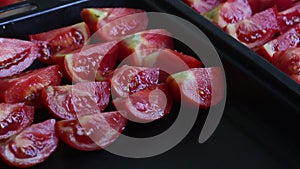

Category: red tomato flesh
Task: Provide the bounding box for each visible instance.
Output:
[183,0,225,14]
[42,81,111,120]
[277,2,300,34]
[56,111,127,151]
[0,103,34,141]
[0,119,58,168]
[248,0,293,13]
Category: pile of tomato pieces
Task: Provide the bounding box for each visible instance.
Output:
[184,0,300,84]
[0,7,225,168]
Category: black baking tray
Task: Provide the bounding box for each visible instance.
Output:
[158,0,300,112]
[0,0,300,169]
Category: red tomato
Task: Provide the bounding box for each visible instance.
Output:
[257,23,300,61]
[63,41,118,82]
[0,119,58,168]
[111,65,164,98]
[81,8,148,41]
[0,0,17,7]
[118,29,174,62]
[0,103,34,141]
[42,81,111,120]
[29,22,90,64]
[0,65,62,108]
[203,0,252,28]
[113,84,172,123]
[248,0,293,13]
[0,38,39,78]
[182,0,225,14]
[277,2,300,34]
[56,111,127,151]
[166,67,225,108]
[272,48,300,83]
[225,7,278,51]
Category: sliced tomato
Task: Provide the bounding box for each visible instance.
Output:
[42,81,111,120]
[203,0,252,28]
[182,0,225,14]
[166,67,225,108]
[63,41,118,82]
[0,103,34,141]
[29,22,90,64]
[113,84,172,123]
[0,119,58,168]
[81,8,148,41]
[111,65,165,98]
[225,7,278,51]
[0,0,17,7]
[257,23,300,61]
[248,0,293,13]
[277,2,300,34]
[118,29,174,62]
[56,111,127,151]
[0,65,62,108]
[0,38,39,78]
[272,48,300,83]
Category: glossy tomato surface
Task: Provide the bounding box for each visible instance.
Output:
[42,81,111,120]
[183,0,225,14]
[277,3,300,34]
[56,111,127,151]
[81,8,148,41]
[0,65,62,108]
[0,119,58,168]
[0,38,39,78]
[0,103,34,141]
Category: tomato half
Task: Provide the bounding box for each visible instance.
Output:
[42,81,111,120]
[0,38,39,78]
[63,41,118,82]
[81,8,148,41]
[0,65,62,108]
[0,103,34,141]
[56,111,127,151]
[182,0,225,14]
[113,84,172,123]
[166,67,225,108]
[29,22,90,64]
[0,119,58,168]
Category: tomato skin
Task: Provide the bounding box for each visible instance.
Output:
[0,0,16,7]
[42,81,111,120]
[0,38,39,78]
[0,103,34,141]
[183,0,225,14]
[0,119,58,168]
[272,48,300,83]
[248,0,293,13]
[56,111,127,151]
[0,65,62,108]
[81,8,148,41]
[113,84,172,123]
[29,22,90,64]
[166,67,225,108]
[63,41,118,82]
[277,3,300,35]
[118,29,174,62]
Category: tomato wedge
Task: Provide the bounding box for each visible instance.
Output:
[56,111,127,151]
[225,7,278,51]
[42,81,111,120]
[29,22,90,64]
[182,0,225,14]
[113,84,172,123]
[63,41,118,82]
[0,119,58,168]
[166,67,225,108]
[0,38,39,78]
[0,103,34,141]
[248,0,293,13]
[0,65,62,108]
[118,29,174,62]
[203,0,252,28]
[81,8,148,41]
[277,2,300,35]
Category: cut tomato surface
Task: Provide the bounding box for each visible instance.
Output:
[248,0,293,13]
[56,111,127,151]
[277,2,300,34]
[113,84,172,123]
[0,65,62,108]
[183,0,225,14]
[0,103,34,141]
[42,81,111,120]
[0,38,39,78]
[81,8,148,41]
[29,22,90,64]
[0,119,58,168]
